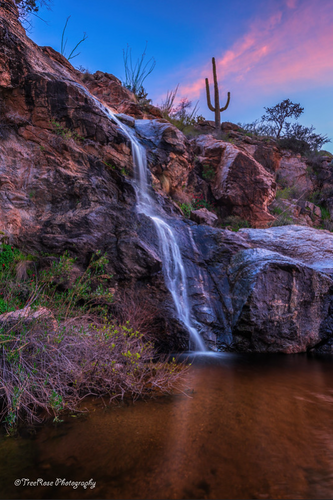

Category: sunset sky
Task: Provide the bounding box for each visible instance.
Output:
[29,0,333,152]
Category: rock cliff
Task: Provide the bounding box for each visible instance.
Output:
[1,0,333,353]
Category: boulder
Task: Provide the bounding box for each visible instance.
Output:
[238,225,333,275]
[221,122,240,132]
[190,208,218,227]
[193,136,276,227]
[0,306,58,333]
[228,248,333,353]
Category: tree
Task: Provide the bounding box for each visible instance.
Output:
[15,0,49,13]
[261,99,304,139]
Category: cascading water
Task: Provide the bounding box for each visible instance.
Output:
[75,84,206,351]
[116,114,206,351]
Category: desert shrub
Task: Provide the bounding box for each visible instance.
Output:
[221,216,250,231]
[122,43,155,97]
[279,123,330,154]
[320,206,330,220]
[275,186,302,200]
[0,244,21,270]
[50,120,84,142]
[159,85,179,119]
[179,202,193,218]
[271,213,294,226]
[271,206,284,216]
[192,193,215,212]
[60,16,88,61]
[306,190,322,205]
[15,0,50,15]
[0,248,189,434]
[202,164,215,181]
[112,289,159,342]
[0,318,188,433]
[237,120,275,138]
[261,99,304,139]
[158,86,201,134]
[241,100,330,154]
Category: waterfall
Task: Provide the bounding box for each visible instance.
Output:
[75,85,206,351]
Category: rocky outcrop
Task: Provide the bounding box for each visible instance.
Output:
[183,224,333,353]
[135,119,194,199]
[192,135,276,227]
[277,153,313,194]
[269,199,322,227]
[228,248,333,353]
[0,0,188,349]
[238,225,333,275]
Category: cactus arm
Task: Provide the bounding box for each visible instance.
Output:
[205,78,215,112]
[212,57,220,111]
[220,92,231,112]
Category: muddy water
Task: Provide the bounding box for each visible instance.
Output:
[1,353,333,499]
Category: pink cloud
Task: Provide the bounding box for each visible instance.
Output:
[286,0,298,8]
[177,1,333,104]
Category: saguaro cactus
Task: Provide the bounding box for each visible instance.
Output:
[205,57,230,131]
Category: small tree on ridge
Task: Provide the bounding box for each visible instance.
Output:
[261,99,304,139]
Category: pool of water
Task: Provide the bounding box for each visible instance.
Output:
[1,353,333,499]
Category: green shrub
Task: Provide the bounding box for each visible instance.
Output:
[192,193,215,212]
[275,187,301,200]
[306,190,322,204]
[221,216,250,231]
[50,121,83,142]
[271,206,284,215]
[320,206,330,220]
[179,203,193,218]
[0,244,20,270]
[271,213,294,226]
[0,247,189,434]
[202,164,215,181]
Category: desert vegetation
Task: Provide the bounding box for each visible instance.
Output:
[205,57,230,132]
[0,242,188,434]
[239,99,330,155]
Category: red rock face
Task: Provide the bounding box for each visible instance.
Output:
[193,136,276,227]
[0,0,139,262]
[278,152,314,193]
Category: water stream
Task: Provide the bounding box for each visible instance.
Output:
[86,94,207,351]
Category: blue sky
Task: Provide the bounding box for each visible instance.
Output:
[28,0,333,152]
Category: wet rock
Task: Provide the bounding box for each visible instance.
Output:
[228,248,333,353]
[117,113,136,128]
[238,225,333,275]
[135,119,193,197]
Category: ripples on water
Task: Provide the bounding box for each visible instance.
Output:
[1,353,333,499]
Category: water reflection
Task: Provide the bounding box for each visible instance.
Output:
[1,354,333,499]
